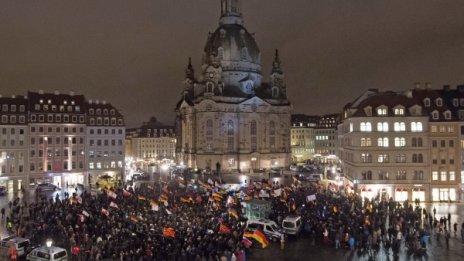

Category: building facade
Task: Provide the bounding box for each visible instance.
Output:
[126,117,176,170]
[0,95,28,192]
[0,91,125,193]
[86,99,125,186]
[339,85,464,202]
[291,114,339,164]
[175,0,292,173]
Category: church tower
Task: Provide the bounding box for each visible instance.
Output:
[176,0,292,173]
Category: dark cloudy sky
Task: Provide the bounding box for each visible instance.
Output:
[2,0,464,127]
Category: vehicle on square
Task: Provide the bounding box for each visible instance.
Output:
[26,245,68,261]
[246,219,284,242]
[282,215,303,236]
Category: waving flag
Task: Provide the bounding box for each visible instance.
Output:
[130,215,138,223]
[180,197,192,203]
[163,227,175,238]
[109,202,119,209]
[253,229,269,248]
[159,194,169,203]
[138,195,147,201]
[241,237,253,247]
[82,210,90,217]
[228,209,239,220]
[123,189,131,197]
[101,208,109,217]
[219,224,231,234]
[107,191,117,199]
[150,200,159,211]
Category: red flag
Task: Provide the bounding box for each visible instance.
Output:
[101,208,109,216]
[219,224,231,234]
[163,227,175,238]
[123,189,131,197]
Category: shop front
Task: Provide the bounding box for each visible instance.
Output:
[431,187,457,202]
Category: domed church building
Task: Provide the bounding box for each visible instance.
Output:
[175,0,292,173]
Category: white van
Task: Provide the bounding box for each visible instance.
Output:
[282,215,303,235]
[26,246,68,261]
[0,236,30,258]
[246,219,284,242]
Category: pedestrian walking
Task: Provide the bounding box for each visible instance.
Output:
[433,207,436,217]
[280,234,285,250]
[453,222,458,237]
[0,208,4,221]
[444,229,450,249]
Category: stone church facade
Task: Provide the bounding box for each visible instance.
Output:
[175,0,292,173]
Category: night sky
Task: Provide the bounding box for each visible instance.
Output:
[1,0,464,127]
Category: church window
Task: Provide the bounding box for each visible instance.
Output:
[272,87,279,98]
[206,120,213,136]
[227,120,234,151]
[206,82,214,93]
[251,120,257,151]
[218,47,224,59]
[241,47,248,60]
[270,121,276,149]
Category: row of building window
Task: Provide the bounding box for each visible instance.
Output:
[1,115,26,124]
[88,108,116,115]
[88,150,124,158]
[89,139,124,146]
[30,148,85,158]
[89,128,124,135]
[360,153,426,163]
[1,104,26,112]
[431,171,456,181]
[89,161,123,169]
[361,170,424,180]
[359,122,423,132]
[34,104,80,113]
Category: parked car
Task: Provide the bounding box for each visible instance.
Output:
[0,236,31,258]
[246,219,284,242]
[0,186,6,196]
[289,165,298,171]
[35,183,58,193]
[26,245,68,261]
[282,215,303,235]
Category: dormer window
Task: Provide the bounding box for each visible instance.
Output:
[432,111,439,120]
[110,109,115,115]
[89,109,94,115]
[96,109,101,115]
[394,107,404,115]
[453,99,459,107]
[377,107,387,116]
[436,98,443,107]
[424,98,430,107]
[364,106,372,116]
[444,111,452,120]
[104,109,108,115]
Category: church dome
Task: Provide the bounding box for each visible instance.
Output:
[203,24,261,65]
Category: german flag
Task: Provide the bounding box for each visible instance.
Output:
[149,200,158,207]
[163,227,175,238]
[212,192,223,200]
[219,223,231,234]
[228,209,239,220]
[138,195,146,201]
[130,215,138,223]
[243,231,254,239]
[159,194,169,203]
[180,197,192,203]
[252,229,269,248]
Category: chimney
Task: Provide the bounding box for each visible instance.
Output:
[425,82,432,89]
[96,100,100,104]
[414,82,421,89]
[11,95,16,98]
[54,90,60,95]
[443,85,450,91]
[0,94,2,98]
[102,100,106,105]
[69,91,74,96]
[88,99,93,104]
[38,90,44,94]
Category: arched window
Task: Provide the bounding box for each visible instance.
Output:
[269,121,276,149]
[250,120,257,151]
[227,120,234,151]
[218,47,224,59]
[418,154,423,163]
[272,87,279,98]
[412,138,417,147]
[417,137,423,147]
[241,47,248,60]
[412,154,417,163]
[206,82,214,93]
[206,120,213,136]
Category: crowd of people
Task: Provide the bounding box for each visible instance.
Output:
[2,172,464,260]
